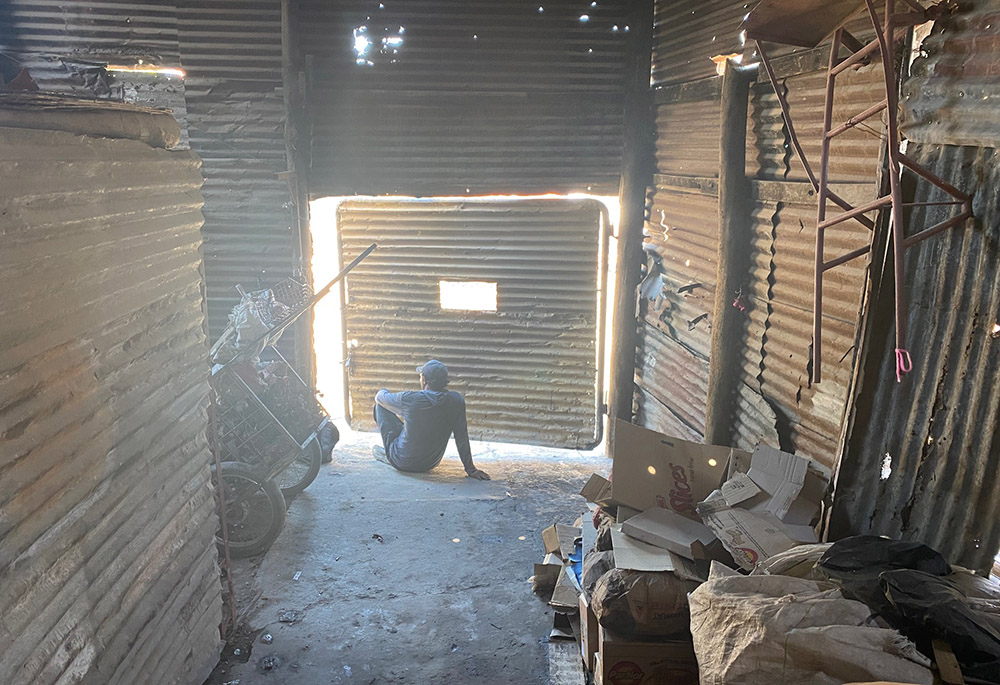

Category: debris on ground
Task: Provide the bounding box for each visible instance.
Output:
[278,610,301,624]
[542,419,999,685]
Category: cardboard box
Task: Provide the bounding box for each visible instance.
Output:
[579,593,600,671]
[597,626,699,685]
[581,473,614,505]
[610,525,705,582]
[620,507,716,560]
[699,507,800,571]
[542,523,580,560]
[610,419,744,521]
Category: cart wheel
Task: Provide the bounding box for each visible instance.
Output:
[213,461,286,558]
[277,438,323,498]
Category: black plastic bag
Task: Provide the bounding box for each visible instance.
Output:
[881,569,1000,683]
[818,535,950,616]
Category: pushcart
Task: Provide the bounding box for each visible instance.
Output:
[209,243,376,557]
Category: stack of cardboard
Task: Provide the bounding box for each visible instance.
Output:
[566,420,831,685]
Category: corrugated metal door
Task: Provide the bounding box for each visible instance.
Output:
[338,198,606,449]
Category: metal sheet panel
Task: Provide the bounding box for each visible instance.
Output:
[0,112,221,685]
[310,91,624,197]
[0,0,181,87]
[651,0,746,87]
[297,0,630,196]
[636,180,718,442]
[832,143,1000,573]
[338,198,603,449]
[748,62,887,183]
[177,0,298,346]
[753,201,868,466]
[0,1,189,143]
[901,0,1000,147]
[635,322,709,440]
[654,96,722,179]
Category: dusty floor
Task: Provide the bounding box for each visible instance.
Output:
[208,430,606,685]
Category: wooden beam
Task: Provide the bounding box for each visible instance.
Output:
[607,0,656,430]
[703,60,756,446]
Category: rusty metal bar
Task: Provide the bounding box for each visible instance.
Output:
[826,99,888,139]
[756,41,820,190]
[818,195,893,230]
[813,28,843,384]
[827,190,877,230]
[824,244,873,271]
[899,152,972,201]
[869,0,911,365]
[831,36,881,75]
[902,201,975,248]
[902,200,966,207]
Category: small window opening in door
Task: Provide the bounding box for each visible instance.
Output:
[439,280,497,312]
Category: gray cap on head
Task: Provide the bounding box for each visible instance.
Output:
[416,359,449,386]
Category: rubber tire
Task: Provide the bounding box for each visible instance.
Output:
[214,461,286,559]
[277,438,323,498]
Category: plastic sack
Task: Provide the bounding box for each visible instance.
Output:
[582,549,615,600]
[591,568,698,638]
[881,569,1000,682]
[818,535,950,617]
[689,570,934,685]
[752,543,831,579]
[595,520,614,552]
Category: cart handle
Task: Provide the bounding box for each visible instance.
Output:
[223,242,378,369]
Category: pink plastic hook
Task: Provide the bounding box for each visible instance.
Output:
[894,348,913,383]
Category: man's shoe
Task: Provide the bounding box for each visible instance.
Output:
[372,445,389,464]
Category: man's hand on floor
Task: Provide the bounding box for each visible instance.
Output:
[466,468,491,481]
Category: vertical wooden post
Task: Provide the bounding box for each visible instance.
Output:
[282,0,315,384]
[703,60,754,446]
[607,0,655,433]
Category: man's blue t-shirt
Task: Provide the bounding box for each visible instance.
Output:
[374,389,474,473]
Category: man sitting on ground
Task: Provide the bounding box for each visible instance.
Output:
[372,359,491,480]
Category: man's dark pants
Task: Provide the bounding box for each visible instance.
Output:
[373,403,403,453]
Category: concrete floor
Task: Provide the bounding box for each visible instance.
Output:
[211,430,606,685]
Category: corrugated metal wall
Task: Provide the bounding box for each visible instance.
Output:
[832,0,1000,573]
[296,0,631,196]
[901,0,1000,148]
[0,103,221,684]
[638,1,883,469]
[177,0,298,345]
[831,143,1000,573]
[338,198,603,449]
[1,0,297,350]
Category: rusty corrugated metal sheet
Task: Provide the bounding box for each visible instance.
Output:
[748,61,886,183]
[177,0,298,346]
[0,104,221,685]
[297,0,629,196]
[635,322,709,441]
[742,200,868,467]
[654,86,722,178]
[338,198,603,449]
[636,181,718,442]
[832,143,1000,573]
[0,0,181,86]
[0,2,190,144]
[902,0,1000,147]
[651,0,746,87]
